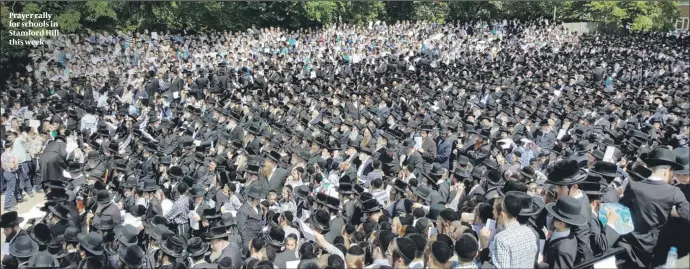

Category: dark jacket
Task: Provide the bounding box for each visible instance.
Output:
[541,232,578,269]
[236,202,263,249]
[93,202,122,226]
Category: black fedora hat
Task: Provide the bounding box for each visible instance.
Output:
[505,191,542,216]
[309,210,331,232]
[424,163,446,183]
[1,211,24,228]
[10,235,39,258]
[189,184,207,198]
[245,163,262,175]
[28,223,53,246]
[93,215,116,231]
[326,196,341,211]
[78,232,104,255]
[114,224,139,247]
[48,238,68,258]
[486,168,503,185]
[392,179,409,193]
[267,151,282,163]
[579,179,608,197]
[337,181,354,195]
[546,159,587,186]
[138,178,160,192]
[118,245,145,269]
[202,225,230,241]
[95,190,112,204]
[168,166,184,179]
[590,161,622,178]
[67,161,82,173]
[263,227,286,248]
[545,196,587,226]
[245,183,265,200]
[411,185,432,201]
[187,237,209,257]
[520,167,538,182]
[293,185,310,200]
[59,226,80,243]
[673,147,689,175]
[201,208,221,220]
[160,235,186,258]
[360,199,383,213]
[314,192,329,206]
[220,213,236,227]
[644,147,684,170]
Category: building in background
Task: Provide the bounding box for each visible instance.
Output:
[678,2,689,31]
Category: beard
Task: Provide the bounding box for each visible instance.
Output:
[209,249,222,262]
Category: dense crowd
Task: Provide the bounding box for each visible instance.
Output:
[1,19,689,269]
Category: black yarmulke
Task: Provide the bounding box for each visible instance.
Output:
[431,241,453,263]
[455,234,479,259]
[413,208,426,219]
[406,233,427,253]
[436,233,454,249]
[504,193,523,218]
[396,237,417,263]
[347,245,365,256]
[440,208,459,221]
[378,230,396,251]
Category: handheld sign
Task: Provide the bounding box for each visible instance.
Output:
[603,146,616,163]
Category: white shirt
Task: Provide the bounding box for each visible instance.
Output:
[550,229,571,241]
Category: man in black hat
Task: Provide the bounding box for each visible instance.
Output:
[418,124,437,174]
[140,143,159,181]
[617,147,690,269]
[579,174,620,257]
[205,225,243,269]
[38,133,69,191]
[435,126,454,169]
[237,184,265,249]
[157,235,186,269]
[90,190,122,231]
[401,138,424,179]
[540,196,587,269]
[534,119,556,151]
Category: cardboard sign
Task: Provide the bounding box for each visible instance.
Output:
[603,146,616,163]
[298,219,316,241]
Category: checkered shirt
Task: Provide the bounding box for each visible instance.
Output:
[489,221,538,269]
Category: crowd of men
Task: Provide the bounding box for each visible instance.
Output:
[1,19,689,269]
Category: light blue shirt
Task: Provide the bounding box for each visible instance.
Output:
[12,137,31,163]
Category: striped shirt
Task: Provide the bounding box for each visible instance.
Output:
[1,151,19,172]
[165,195,190,224]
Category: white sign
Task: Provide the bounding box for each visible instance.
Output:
[29,120,41,129]
[286,260,301,269]
[603,146,616,162]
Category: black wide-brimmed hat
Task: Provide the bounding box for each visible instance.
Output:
[263,227,286,248]
[294,185,310,200]
[220,213,236,227]
[579,178,608,197]
[546,159,587,186]
[411,185,432,201]
[309,210,331,232]
[28,223,53,246]
[326,195,340,211]
[201,208,221,220]
[360,199,384,213]
[202,225,231,241]
[590,161,622,178]
[10,236,39,258]
[95,190,112,204]
[168,166,184,179]
[505,191,542,216]
[520,167,538,182]
[673,147,689,175]
[245,164,261,175]
[486,168,503,185]
[67,161,82,173]
[245,184,265,199]
[187,237,209,257]
[189,184,206,197]
[48,238,68,258]
[644,147,684,170]
[93,215,116,231]
[424,163,445,183]
[392,179,409,193]
[114,224,139,247]
[78,232,105,255]
[160,235,186,258]
[118,245,145,269]
[337,180,353,195]
[1,211,24,228]
[59,226,80,243]
[545,196,587,226]
[139,178,160,192]
[314,192,328,206]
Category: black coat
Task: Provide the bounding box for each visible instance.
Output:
[541,233,578,269]
[404,151,425,178]
[588,213,619,256]
[39,139,68,184]
[268,168,290,193]
[93,202,122,227]
[236,203,263,249]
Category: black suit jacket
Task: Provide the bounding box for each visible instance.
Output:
[541,233,578,269]
[404,151,425,178]
[588,214,620,256]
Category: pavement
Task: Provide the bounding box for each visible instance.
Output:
[0,192,45,243]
